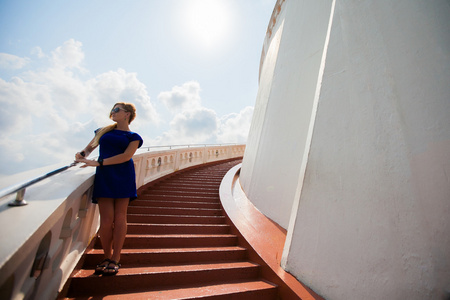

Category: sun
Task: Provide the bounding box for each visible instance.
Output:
[182,0,233,51]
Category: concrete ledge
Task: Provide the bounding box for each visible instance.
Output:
[219,164,322,300]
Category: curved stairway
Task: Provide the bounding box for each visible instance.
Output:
[59,159,279,299]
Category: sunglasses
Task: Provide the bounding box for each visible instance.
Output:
[111,107,128,113]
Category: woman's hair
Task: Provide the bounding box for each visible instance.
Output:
[90,102,137,147]
[109,102,137,124]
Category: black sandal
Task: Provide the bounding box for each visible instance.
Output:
[94,258,111,275]
[103,260,121,276]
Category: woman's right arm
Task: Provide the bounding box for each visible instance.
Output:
[75,136,98,160]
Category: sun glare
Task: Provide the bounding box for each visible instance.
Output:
[183,0,233,51]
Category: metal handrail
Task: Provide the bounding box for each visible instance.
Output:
[0,162,79,206]
[0,143,243,206]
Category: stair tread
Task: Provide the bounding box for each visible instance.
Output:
[127,223,230,233]
[154,184,219,188]
[84,247,247,266]
[157,183,220,186]
[161,179,222,181]
[132,200,220,204]
[74,261,260,277]
[139,195,220,201]
[127,223,228,227]
[127,215,226,225]
[69,280,277,300]
[150,189,219,193]
[131,203,221,210]
[145,191,218,194]
[127,213,225,218]
[129,206,222,212]
[126,234,236,238]
[139,195,220,200]
[88,246,246,255]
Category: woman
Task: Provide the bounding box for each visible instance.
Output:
[75,102,143,276]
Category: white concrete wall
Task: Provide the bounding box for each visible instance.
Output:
[240,0,333,229]
[241,0,450,299]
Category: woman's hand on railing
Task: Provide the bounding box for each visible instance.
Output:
[75,150,87,160]
[75,158,99,168]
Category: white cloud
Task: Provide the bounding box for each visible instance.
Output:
[171,108,218,140]
[0,77,50,134]
[0,39,159,175]
[51,39,86,71]
[158,81,201,112]
[31,46,45,59]
[86,68,160,127]
[0,39,253,176]
[150,84,254,146]
[0,53,30,70]
[149,108,217,145]
[217,106,254,143]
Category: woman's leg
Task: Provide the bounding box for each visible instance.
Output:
[97,198,115,259]
[111,198,129,263]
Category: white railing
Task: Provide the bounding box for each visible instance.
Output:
[0,144,245,300]
[133,144,245,188]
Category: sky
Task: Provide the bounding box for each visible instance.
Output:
[0,0,276,176]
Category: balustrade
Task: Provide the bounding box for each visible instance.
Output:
[0,144,245,300]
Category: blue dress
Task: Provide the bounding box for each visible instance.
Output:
[92,129,143,203]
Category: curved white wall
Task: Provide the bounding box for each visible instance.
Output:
[240,0,450,299]
[240,0,333,229]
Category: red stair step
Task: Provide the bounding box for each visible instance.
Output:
[127,214,226,224]
[66,281,278,300]
[138,195,220,202]
[131,199,221,209]
[154,181,221,187]
[161,176,226,183]
[156,184,221,189]
[84,247,248,266]
[149,187,219,194]
[92,234,238,249]
[128,206,223,216]
[127,223,230,235]
[144,190,219,197]
[66,262,261,297]
[163,178,222,184]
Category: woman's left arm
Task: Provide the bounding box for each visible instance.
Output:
[77,140,140,168]
[102,140,140,165]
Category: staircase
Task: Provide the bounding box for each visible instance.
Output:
[60,159,279,299]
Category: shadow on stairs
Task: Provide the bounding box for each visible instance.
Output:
[58,158,280,299]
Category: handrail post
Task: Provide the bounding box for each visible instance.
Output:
[8,188,28,206]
